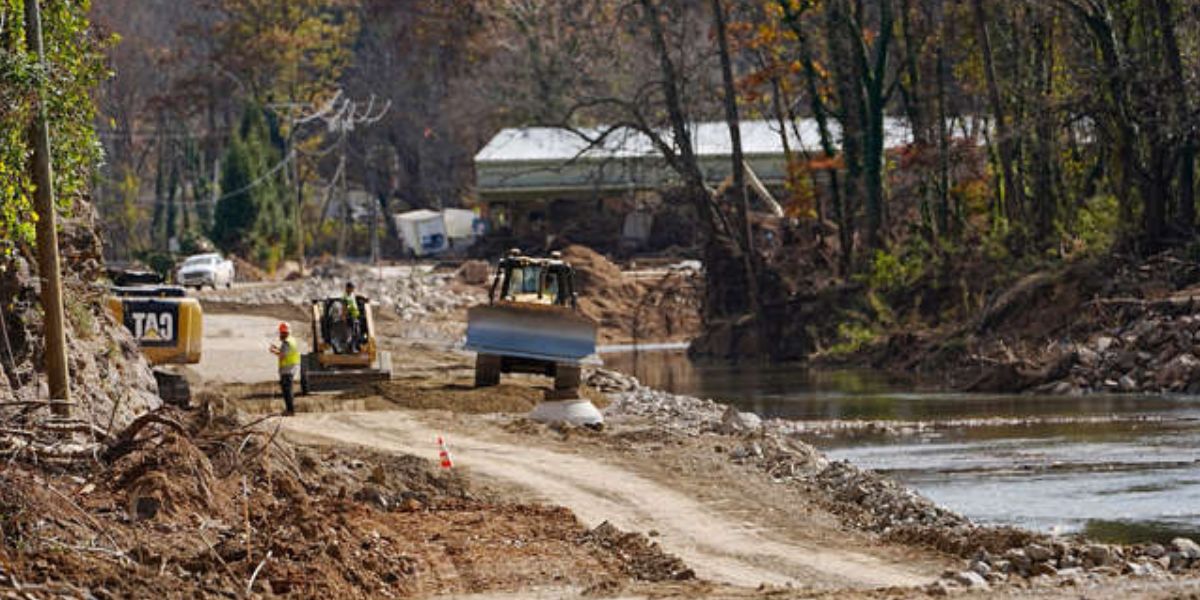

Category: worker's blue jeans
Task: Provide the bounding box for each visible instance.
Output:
[280,373,295,414]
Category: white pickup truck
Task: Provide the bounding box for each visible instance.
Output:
[175,253,235,289]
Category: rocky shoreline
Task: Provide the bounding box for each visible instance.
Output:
[587,367,1200,594]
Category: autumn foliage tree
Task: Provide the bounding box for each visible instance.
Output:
[2,0,107,258]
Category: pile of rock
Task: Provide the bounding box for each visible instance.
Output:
[811,460,969,534]
[203,268,481,320]
[930,537,1200,593]
[584,368,641,394]
[596,370,726,434]
[582,521,695,582]
[1037,304,1200,394]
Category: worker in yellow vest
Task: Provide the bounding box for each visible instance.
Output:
[270,321,301,416]
[343,281,362,352]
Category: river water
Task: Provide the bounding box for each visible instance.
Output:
[602,350,1200,544]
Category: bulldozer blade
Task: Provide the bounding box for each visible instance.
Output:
[465,304,598,364]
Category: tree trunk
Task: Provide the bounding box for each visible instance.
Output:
[1155,0,1195,233]
[1031,19,1057,245]
[936,41,951,238]
[849,0,893,250]
[826,0,864,262]
[971,0,1026,226]
[640,0,742,319]
[711,0,760,319]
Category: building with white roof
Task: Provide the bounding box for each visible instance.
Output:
[472,119,914,253]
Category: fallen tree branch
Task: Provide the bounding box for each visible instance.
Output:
[103,411,188,462]
[0,401,77,408]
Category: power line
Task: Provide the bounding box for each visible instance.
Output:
[214,149,296,202]
[106,149,296,207]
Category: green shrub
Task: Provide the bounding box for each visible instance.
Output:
[864,249,925,294]
[827,322,878,356]
[1073,194,1119,255]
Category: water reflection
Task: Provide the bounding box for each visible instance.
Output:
[603,349,1198,421]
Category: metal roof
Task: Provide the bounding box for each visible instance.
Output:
[474,119,914,164]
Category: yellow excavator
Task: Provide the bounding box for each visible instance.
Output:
[106,274,202,405]
[465,250,598,393]
[299,295,392,393]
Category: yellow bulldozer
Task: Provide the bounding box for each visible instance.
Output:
[299,294,392,393]
[464,251,598,393]
[106,280,202,404]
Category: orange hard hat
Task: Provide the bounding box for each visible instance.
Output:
[278,321,290,334]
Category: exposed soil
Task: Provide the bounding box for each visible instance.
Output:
[279,409,949,590]
[12,238,1200,598]
[561,245,703,345]
[0,403,696,599]
[812,248,1200,395]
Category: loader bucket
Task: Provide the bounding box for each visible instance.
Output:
[300,351,392,394]
[465,303,598,365]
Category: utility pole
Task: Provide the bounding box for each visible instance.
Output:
[336,135,348,260]
[25,0,70,416]
[370,194,381,280]
[291,139,305,277]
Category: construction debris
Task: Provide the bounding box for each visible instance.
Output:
[200,261,480,320]
[0,402,689,598]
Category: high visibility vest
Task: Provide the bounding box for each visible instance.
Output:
[278,336,301,369]
[344,295,361,319]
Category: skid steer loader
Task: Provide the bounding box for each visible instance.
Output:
[465,251,599,393]
[106,283,202,405]
[299,295,392,393]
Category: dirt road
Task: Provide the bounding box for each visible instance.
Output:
[192,313,296,384]
[200,309,943,593]
[283,410,937,590]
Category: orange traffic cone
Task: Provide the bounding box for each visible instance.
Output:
[437,436,453,469]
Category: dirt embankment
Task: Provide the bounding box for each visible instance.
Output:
[0,200,160,432]
[850,249,1200,394]
[560,245,702,345]
[0,402,694,598]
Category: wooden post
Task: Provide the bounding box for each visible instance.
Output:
[292,143,305,277]
[25,0,71,416]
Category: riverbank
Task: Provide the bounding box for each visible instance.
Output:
[603,349,1200,544]
[592,366,1200,590]
[810,248,1200,396]
[199,289,1200,597]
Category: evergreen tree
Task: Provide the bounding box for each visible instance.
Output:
[212,106,293,262]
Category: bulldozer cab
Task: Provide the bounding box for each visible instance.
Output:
[315,295,368,355]
[490,255,577,308]
[301,294,392,394]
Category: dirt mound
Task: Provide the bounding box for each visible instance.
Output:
[0,401,681,598]
[456,259,490,285]
[582,521,694,581]
[561,245,702,345]
[562,244,624,289]
[231,256,267,282]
